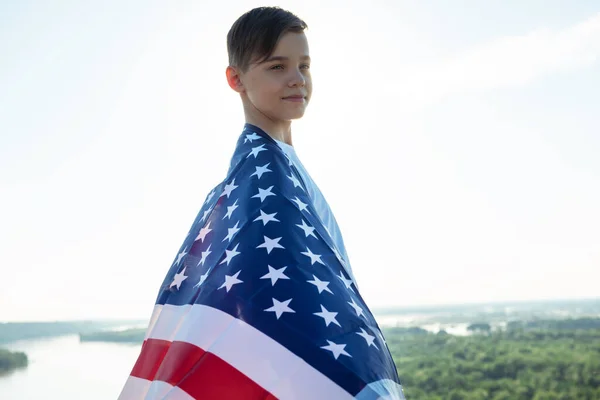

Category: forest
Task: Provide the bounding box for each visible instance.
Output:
[0,348,27,374]
[387,318,600,399]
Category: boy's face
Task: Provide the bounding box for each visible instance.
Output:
[230,31,312,123]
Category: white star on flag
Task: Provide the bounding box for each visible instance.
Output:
[257,236,285,254]
[347,297,365,318]
[313,305,341,327]
[264,298,295,319]
[307,275,333,294]
[222,221,241,243]
[219,243,241,265]
[221,179,239,198]
[356,327,378,349]
[321,340,351,360]
[174,247,188,266]
[250,163,272,179]
[287,173,304,191]
[195,221,212,243]
[247,144,267,158]
[260,265,290,286]
[254,210,280,226]
[223,199,239,220]
[197,244,212,266]
[252,186,276,202]
[244,132,261,143]
[200,205,213,222]
[296,219,317,239]
[337,270,355,292]
[193,269,210,288]
[170,267,188,290]
[218,270,243,292]
[301,247,325,266]
[204,189,215,205]
[292,196,310,213]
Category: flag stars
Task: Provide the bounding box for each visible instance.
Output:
[223,199,239,220]
[204,189,215,205]
[222,221,241,243]
[292,196,310,213]
[254,210,280,226]
[251,163,272,179]
[193,268,210,288]
[197,244,212,266]
[264,298,295,319]
[287,173,304,191]
[301,247,325,266]
[307,275,333,294]
[257,236,285,254]
[321,340,351,360]
[175,247,188,266]
[356,327,378,349]
[347,297,365,318]
[337,270,355,292]
[195,222,212,243]
[252,186,276,202]
[219,243,241,266]
[218,270,243,292]
[314,305,341,327]
[296,219,317,239]
[200,205,213,223]
[260,265,290,286]
[221,179,239,198]
[247,144,267,158]
[170,267,188,290]
[244,132,261,143]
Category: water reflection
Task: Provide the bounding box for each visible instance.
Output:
[0,335,141,400]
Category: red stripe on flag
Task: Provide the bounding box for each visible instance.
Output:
[130,338,171,380]
[131,338,277,399]
[154,340,206,385]
[177,350,274,399]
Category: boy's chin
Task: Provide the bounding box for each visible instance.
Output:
[281,114,305,121]
[282,109,307,120]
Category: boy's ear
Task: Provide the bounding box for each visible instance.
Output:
[225,66,244,93]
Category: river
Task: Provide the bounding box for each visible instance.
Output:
[0,335,142,399]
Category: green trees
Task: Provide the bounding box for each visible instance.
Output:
[387,319,600,399]
[0,348,28,374]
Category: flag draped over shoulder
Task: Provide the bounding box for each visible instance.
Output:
[118,124,406,400]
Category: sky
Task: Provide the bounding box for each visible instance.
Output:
[1,0,599,322]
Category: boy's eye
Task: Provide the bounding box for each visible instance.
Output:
[270,64,310,70]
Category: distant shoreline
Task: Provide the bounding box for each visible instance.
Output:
[79,328,145,344]
[0,320,147,345]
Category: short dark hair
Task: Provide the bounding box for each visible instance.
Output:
[227,7,308,74]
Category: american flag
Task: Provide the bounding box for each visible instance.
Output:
[118,124,405,399]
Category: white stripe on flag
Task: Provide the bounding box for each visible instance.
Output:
[119,376,151,400]
[145,380,194,400]
[118,376,195,400]
[145,304,191,341]
[144,303,354,400]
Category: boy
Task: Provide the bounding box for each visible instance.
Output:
[118,6,405,400]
